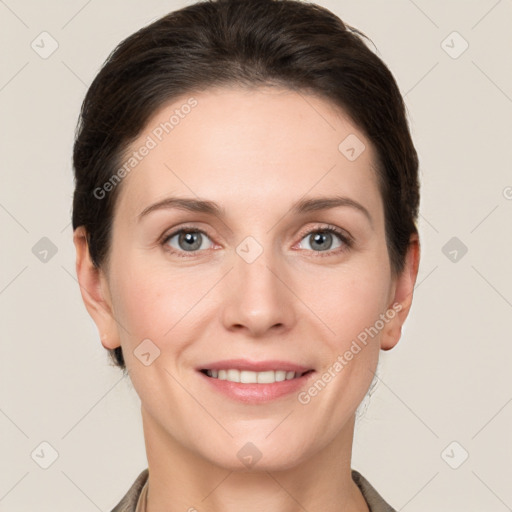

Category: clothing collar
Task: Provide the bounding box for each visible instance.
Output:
[111,467,396,512]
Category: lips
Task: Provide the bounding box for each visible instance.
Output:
[198,363,316,403]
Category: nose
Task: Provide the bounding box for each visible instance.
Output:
[220,243,297,338]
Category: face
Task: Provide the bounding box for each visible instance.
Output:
[77,86,417,471]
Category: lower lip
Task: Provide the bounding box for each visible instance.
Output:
[198,371,315,404]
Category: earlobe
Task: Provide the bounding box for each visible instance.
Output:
[380,234,421,351]
[73,226,121,350]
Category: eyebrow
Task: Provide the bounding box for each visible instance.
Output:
[137,195,373,226]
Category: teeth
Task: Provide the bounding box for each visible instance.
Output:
[241,370,257,384]
[205,369,302,383]
[227,369,239,382]
[274,371,287,382]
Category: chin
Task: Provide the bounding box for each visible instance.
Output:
[197,436,314,473]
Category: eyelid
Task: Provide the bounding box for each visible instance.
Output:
[296,223,353,246]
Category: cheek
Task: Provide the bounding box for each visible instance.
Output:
[301,263,392,351]
[298,268,389,420]
[110,255,216,357]
[109,258,177,342]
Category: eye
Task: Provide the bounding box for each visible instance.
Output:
[297,225,352,255]
[161,224,352,258]
[162,227,214,256]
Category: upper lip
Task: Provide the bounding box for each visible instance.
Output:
[198,359,314,373]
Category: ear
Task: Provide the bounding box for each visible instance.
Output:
[380,233,420,351]
[73,226,121,350]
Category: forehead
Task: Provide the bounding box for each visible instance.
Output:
[114,86,382,222]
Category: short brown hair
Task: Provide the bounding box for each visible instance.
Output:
[72,0,420,369]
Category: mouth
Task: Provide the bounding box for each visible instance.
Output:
[199,368,314,384]
[196,359,316,402]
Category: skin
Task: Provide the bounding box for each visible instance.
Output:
[74,86,420,512]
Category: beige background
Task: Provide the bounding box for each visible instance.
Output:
[1,0,511,510]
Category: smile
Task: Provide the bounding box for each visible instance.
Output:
[201,369,313,384]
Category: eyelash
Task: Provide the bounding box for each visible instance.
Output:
[160,224,353,258]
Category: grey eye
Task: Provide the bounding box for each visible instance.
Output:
[299,230,343,252]
[166,230,213,252]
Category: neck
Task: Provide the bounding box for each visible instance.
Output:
[141,407,369,512]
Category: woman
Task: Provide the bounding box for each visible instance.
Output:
[72,0,420,510]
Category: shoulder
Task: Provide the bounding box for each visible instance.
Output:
[351,469,397,512]
[111,468,149,512]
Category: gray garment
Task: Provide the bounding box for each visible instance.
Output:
[111,467,396,512]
